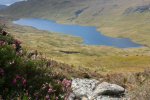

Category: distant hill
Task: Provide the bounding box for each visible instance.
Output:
[0,0,150,47]
[0,5,7,9]
[1,0,149,21]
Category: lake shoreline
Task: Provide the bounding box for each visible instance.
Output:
[13,18,142,48]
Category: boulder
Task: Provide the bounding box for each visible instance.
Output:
[71,78,126,100]
[94,96,126,100]
[92,82,125,98]
[82,96,89,100]
[71,78,99,99]
[68,93,76,100]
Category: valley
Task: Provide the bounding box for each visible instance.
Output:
[1,0,150,47]
[0,0,150,99]
[2,18,149,75]
[0,0,150,75]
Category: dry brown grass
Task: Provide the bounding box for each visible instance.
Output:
[4,22,150,75]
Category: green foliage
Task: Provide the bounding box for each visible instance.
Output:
[0,24,6,32]
[0,31,71,99]
[0,35,14,44]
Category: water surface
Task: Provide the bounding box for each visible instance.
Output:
[13,18,142,48]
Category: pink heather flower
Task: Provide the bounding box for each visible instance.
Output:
[56,97,58,100]
[0,68,4,76]
[62,79,72,88]
[0,41,6,46]
[14,39,21,45]
[16,75,21,79]
[13,78,17,85]
[48,88,53,94]
[22,79,27,86]
[45,95,50,100]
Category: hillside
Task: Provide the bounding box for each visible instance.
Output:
[0,0,149,75]
[0,5,7,9]
[0,27,72,99]
[0,26,150,100]
[0,0,150,98]
[0,0,150,47]
[0,25,101,99]
[1,0,149,19]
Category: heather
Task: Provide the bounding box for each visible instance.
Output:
[0,26,71,100]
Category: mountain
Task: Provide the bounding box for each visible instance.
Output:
[0,5,7,9]
[1,0,149,20]
[0,0,150,46]
[1,1,150,99]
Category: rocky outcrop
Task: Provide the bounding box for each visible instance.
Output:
[71,78,99,99]
[124,4,150,15]
[69,78,127,100]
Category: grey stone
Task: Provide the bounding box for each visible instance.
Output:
[71,78,99,99]
[82,96,89,100]
[92,82,125,98]
[94,96,123,100]
[70,79,126,100]
[68,93,76,100]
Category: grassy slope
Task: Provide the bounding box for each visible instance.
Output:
[0,0,150,74]
[1,1,150,99]
[0,26,149,100]
[5,21,150,75]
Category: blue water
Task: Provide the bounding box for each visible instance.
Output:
[13,18,142,48]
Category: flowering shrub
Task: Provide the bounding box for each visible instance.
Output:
[0,68,4,77]
[0,29,72,99]
[0,41,6,46]
[62,79,72,99]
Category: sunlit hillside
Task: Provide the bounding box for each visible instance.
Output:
[0,0,150,99]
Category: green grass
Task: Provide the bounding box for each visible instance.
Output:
[6,23,150,75]
[2,0,150,75]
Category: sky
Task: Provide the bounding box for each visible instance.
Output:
[0,0,25,6]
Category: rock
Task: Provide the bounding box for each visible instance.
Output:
[71,79,126,100]
[134,5,150,13]
[82,96,88,100]
[92,82,125,98]
[94,96,125,100]
[68,93,76,100]
[124,4,150,15]
[95,96,130,100]
[71,78,99,99]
